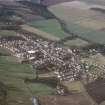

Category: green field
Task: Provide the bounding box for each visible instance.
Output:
[28,19,69,39]
[65,21,105,44]
[0,55,55,105]
[64,38,90,47]
[0,30,17,37]
[0,48,12,56]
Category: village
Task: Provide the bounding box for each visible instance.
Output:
[1,0,105,105]
[0,28,105,90]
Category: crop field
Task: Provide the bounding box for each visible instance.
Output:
[28,19,69,39]
[48,1,105,44]
[0,55,55,105]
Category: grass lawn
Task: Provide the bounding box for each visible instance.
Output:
[28,19,69,39]
[0,55,55,105]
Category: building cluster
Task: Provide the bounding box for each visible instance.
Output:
[0,31,105,83]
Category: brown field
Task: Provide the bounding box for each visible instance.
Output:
[38,94,94,105]
[86,79,105,104]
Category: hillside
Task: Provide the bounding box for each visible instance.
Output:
[48,1,105,44]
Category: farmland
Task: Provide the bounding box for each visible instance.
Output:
[0,55,55,105]
[48,1,105,44]
[64,38,90,47]
[86,79,105,104]
[0,48,11,56]
[28,19,69,39]
[0,0,105,105]
[41,0,75,6]
[0,30,17,37]
[80,0,105,6]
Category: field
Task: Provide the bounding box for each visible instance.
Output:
[21,25,61,41]
[80,0,105,5]
[48,1,105,44]
[86,79,105,104]
[62,81,85,93]
[0,55,55,105]
[0,48,12,56]
[28,19,69,39]
[64,38,90,47]
[41,0,74,6]
[0,30,17,37]
[38,94,93,105]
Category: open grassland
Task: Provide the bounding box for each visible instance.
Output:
[48,1,105,44]
[28,19,69,39]
[0,55,55,105]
